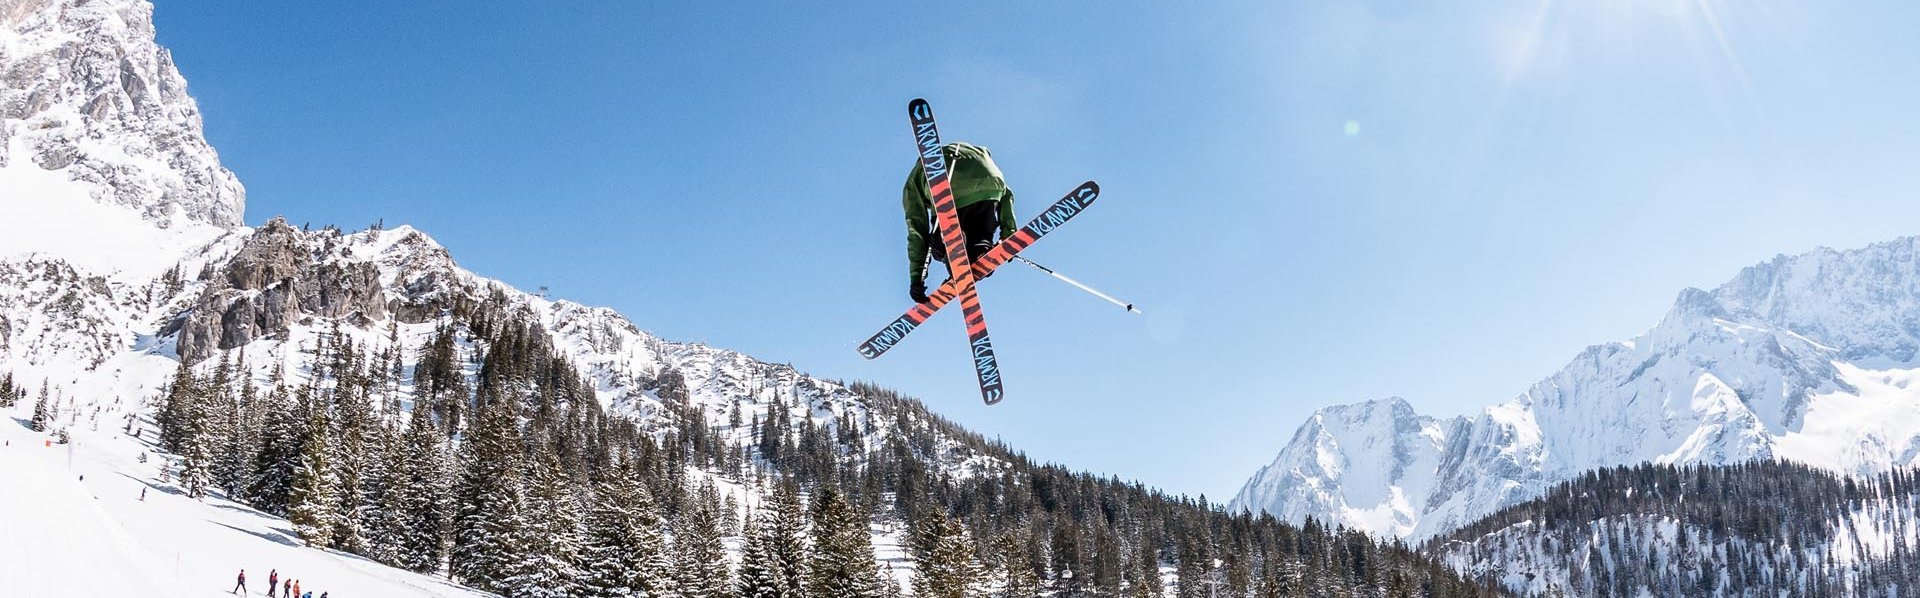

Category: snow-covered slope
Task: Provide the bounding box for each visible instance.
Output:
[1232,236,1920,541]
[0,401,491,597]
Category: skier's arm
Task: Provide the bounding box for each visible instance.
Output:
[998,188,1017,240]
[904,164,933,285]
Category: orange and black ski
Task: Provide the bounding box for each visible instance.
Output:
[857,180,1099,361]
[905,99,1005,404]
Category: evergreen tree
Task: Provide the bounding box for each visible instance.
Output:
[736,514,791,598]
[579,457,671,597]
[504,444,585,598]
[246,381,300,514]
[158,360,197,451]
[1174,537,1213,598]
[676,480,736,598]
[995,532,1040,598]
[179,433,214,499]
[913,514,980,598]
[287,410,338,546]
[451,396,526,593]
[393,405,451,574]
[1130,544,1164,598]
[30,387,50,432]
[809,486,884,598]
[763,481,810,597]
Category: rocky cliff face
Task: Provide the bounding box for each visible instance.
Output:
[1233,236,1920,541]
[168,219,464,362]
[1,0,243,229]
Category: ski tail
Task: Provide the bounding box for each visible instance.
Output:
[908,98,1003,404]
[856,180,1100,362]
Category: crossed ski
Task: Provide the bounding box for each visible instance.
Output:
[860,99,1101,405]
[857,180,1099,360]
[904,99,1003,403]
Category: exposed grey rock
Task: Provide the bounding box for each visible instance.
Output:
[1,0,244,230]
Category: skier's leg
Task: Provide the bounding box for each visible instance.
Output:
[957,200,1002,274]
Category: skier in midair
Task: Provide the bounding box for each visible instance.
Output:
[903,141,1016,303]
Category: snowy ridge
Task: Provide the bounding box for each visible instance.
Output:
[1233,236,1920,541]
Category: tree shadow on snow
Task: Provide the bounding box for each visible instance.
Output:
[116,472,185,497]
[213,521,303,548]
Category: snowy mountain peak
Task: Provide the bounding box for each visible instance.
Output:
[1,0,243,232]
[1233,235,1920,540]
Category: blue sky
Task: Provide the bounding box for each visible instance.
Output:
[155,1,1920,499]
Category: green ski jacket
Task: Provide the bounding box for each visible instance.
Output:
[904,141,1017,284]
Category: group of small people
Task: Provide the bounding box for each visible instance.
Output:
[233,568,327,598]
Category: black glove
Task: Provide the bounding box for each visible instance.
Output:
[909,280,929,304]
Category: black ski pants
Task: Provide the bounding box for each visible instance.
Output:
[928,200,1001,275]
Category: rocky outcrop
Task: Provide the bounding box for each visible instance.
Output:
[173,219,399,362]
[2,0,244,229]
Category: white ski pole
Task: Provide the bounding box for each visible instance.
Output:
[1012,256,1141,314]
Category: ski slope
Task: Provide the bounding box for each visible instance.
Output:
[0,403,489,598]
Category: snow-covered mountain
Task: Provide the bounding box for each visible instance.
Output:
[1,0,243,234]
[0,0,941,451]
[0,1,990,591]
[1232,237,1920,540]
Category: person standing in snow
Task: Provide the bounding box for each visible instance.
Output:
[267,569,279,597]
[902,141,1017,303]
[292,579,300,598]
[282,578,292,598]
[232,569,247,594]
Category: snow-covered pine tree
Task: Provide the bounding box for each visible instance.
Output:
[874,563,904,598]
[736,514,790,598]
[995,532,1040,598]
[329,342,374,554]
[578,453,675,597]
[393,404,451,574]
[287,410,338,546]
[180,432,214,499]
[246,376,299,514]
[764,481,810,597]
[158,360,197,451]
[913,514,981,598]
[451,395,526,593]
[30,386,50,432]
[808,486,884,598]
[1130,541,1163,598]
[1174,537,1213,598]
[413,324,467,437]
[675,480,736,598]
[503,444,584,598]
[367,422,409,567]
